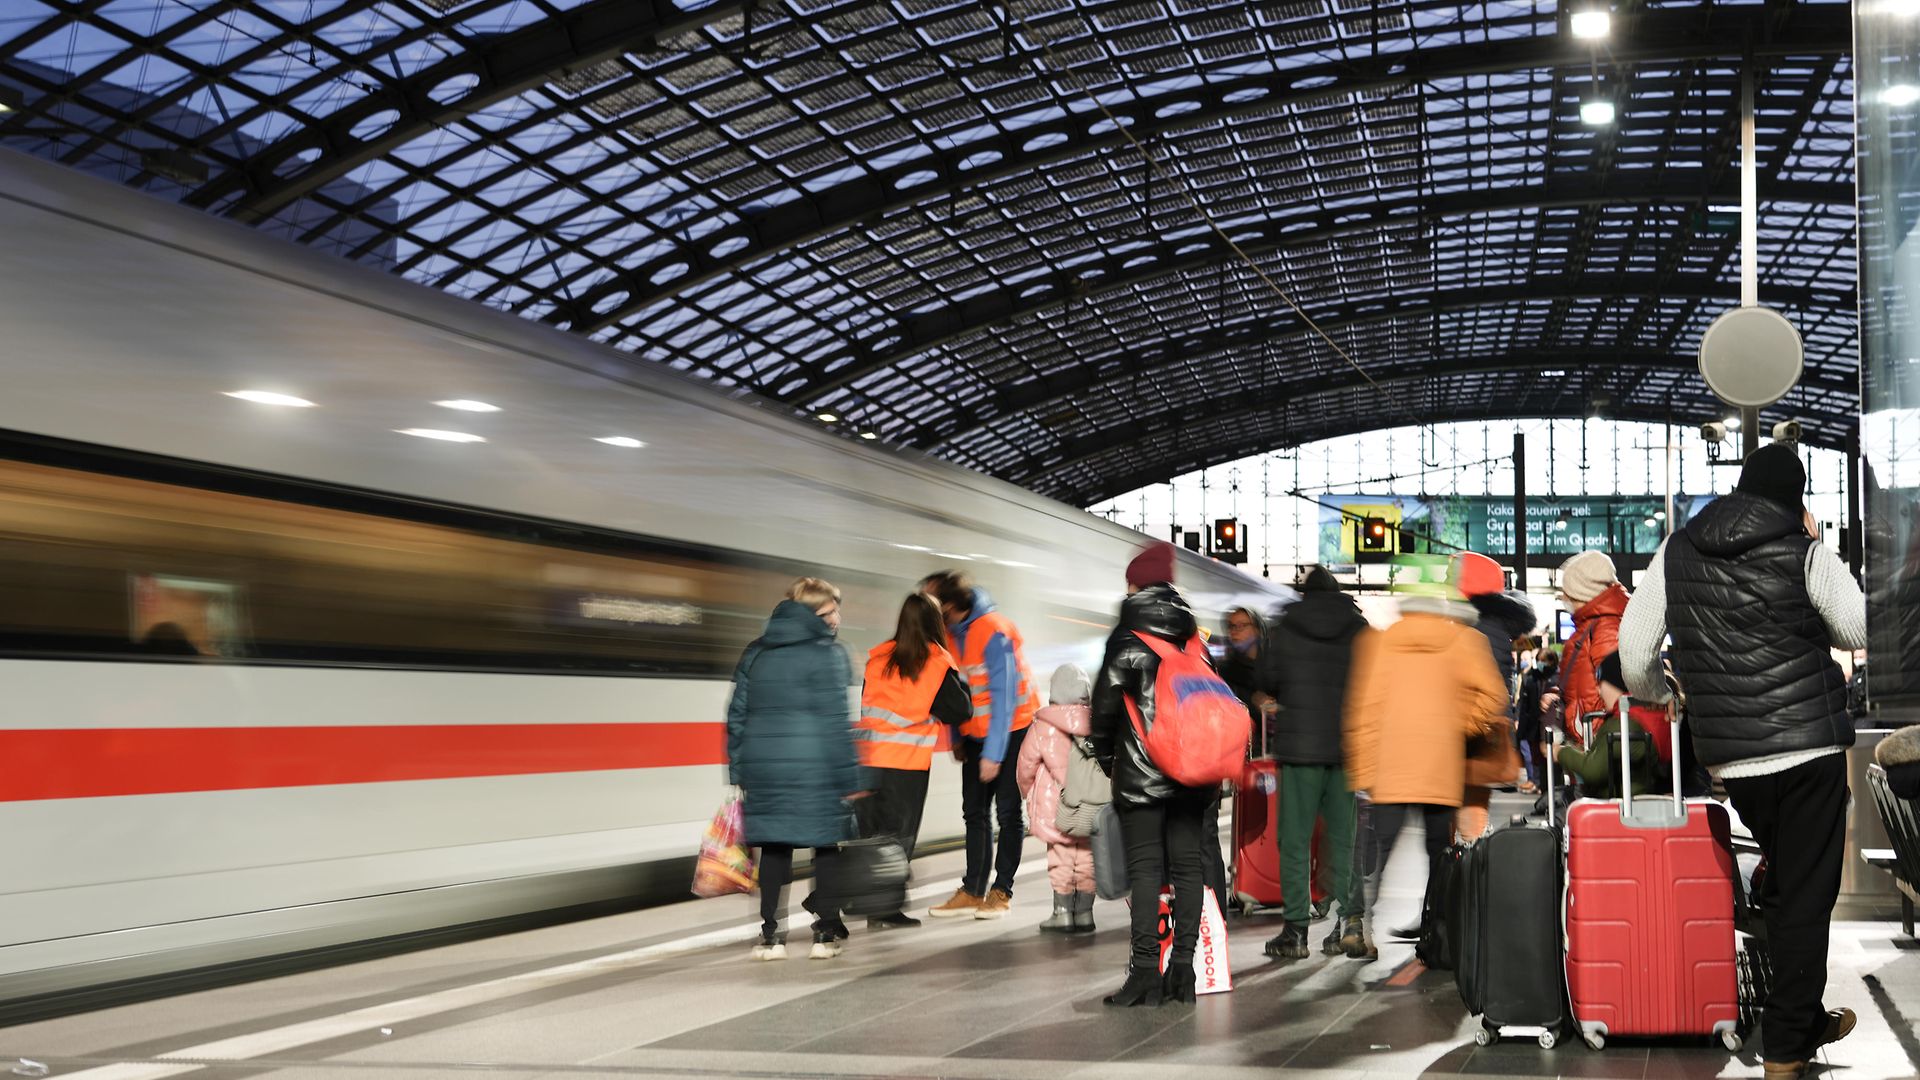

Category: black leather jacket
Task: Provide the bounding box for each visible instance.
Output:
[1090,584,1212,808]
[1666,492,1852,767]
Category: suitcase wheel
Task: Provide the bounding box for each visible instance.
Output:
[1473,1027,1495,1048]
[1538,1030,1560,1051]
[1720,1030,1744,1053]
[1581,1031,1603,1052]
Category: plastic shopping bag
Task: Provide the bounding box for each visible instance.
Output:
[1156,886,1233,994]
[691,797,756,898]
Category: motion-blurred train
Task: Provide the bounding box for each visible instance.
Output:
[0,149,1285,1015]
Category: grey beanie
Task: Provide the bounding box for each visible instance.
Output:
[1049,663,1091,706]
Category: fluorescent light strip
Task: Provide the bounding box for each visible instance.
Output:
[595,436,645,448]
[224,390,316,408]
[435,399,500,412]
[395,429,486,443]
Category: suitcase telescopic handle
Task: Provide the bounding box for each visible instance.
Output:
[1547,726,1560,827]
[1615,697,1686,822]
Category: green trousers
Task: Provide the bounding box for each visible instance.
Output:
[1280,763,1360,924]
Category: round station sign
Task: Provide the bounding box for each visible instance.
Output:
[1697,305,1804,409]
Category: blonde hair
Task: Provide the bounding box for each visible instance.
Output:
[786,577,841,608]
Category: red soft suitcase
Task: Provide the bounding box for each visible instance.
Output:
[1564,700,1741,1052]
[1229,758,1328,913]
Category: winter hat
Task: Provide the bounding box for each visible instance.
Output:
[1049,663,1091,707]
[1126,542,1177,590]
[1450,551,1506,598]
[1559,550,1618,605]
[1736,442,1808,511]
[1597,652,1626,694]
[1301,566,1341,593]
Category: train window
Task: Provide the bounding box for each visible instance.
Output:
[0,458,875,676]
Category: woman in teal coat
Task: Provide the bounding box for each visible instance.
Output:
[727,577,863,961]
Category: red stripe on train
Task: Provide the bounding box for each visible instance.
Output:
[0,723,726,801]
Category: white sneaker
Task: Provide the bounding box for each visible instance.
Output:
[751,935,787,961]
[808,933,843,960]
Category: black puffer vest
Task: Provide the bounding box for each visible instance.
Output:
[1665,492,1851,767]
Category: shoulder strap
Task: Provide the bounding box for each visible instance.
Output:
[1132,630,1179,660]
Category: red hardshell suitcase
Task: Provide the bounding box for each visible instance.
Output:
[1230,759,1327,913]
[1564,700,1741,1052]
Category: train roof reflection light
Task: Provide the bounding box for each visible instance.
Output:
[396,428,487,443]
[595,436,646,448]
[225,390,316,408]
[1882,84,1920,107]
[435,399,500,412]
[0,86,23,113]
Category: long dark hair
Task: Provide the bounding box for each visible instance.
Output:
[885,592,947,681]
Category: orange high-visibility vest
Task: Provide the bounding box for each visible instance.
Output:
[856,641,955,772]
[949,610,1037,741]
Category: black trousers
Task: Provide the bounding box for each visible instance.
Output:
[1359,802,1455,926]
[960,728,1028,897]
[1119,792,1210,969]
[759,844,843,937]
[1722,754,1848,1064]
[856,765,930,858]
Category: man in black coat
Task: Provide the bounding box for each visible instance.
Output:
[1256,566,1369,959]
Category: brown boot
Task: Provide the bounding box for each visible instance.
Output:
[927,888,982,918]
[1763,1007,1857,1078]
[973,888,1012,919]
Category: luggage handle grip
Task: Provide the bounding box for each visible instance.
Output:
[1547,726,1559,827]
[1614,697,1686,823]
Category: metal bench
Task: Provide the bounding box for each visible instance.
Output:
[1863,764,1920,937]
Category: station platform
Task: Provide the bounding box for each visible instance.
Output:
[6,810,1918,1080]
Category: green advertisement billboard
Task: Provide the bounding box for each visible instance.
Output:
[1318,493,1708,564]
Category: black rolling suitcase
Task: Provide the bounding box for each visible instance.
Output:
[1452,740,1568,1049]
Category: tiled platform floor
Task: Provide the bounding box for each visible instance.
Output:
[6,805,1917,1080]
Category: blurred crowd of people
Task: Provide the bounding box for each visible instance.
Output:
[721,444,1872,1077]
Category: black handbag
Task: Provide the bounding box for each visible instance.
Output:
[835,836,910,917]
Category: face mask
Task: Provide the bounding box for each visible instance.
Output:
[1519,655,1535,671]
[1227,634,1256,655]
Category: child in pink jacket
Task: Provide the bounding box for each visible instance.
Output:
[1017,664,1096,933]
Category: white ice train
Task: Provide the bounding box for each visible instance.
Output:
[0,149,1285,1015]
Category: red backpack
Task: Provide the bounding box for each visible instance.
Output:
[1124,632,1251,787]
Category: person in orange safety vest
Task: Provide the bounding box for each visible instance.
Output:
[920,570,1038,921]
[851,592,970,929]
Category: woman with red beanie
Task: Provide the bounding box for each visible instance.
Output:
[1090,542,1217,1006]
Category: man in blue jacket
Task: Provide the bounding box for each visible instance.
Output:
[922,571,1037,920]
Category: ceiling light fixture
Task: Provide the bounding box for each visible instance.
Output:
[1882,84,1920,107]
[1580,99,1616,125]
[224,390,316,408]
[0,86,22,113]
[1569,9,1611,39]
[435,399,500,412]
[816,412,839,423]
[396,428,486,443]
[1725,415,1742,432]
[595,436,646,448]
[859,431,878,440]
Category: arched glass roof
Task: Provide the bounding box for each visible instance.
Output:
[0,0,1857,505]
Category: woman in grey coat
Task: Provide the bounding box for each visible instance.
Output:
[727,577,864,961]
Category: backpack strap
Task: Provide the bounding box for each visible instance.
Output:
[1132,630,1178,659]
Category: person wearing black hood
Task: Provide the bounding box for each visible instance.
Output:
[1257,566,1370,959]
[1621,443,1865,1079]
[1091,542,1213,1007]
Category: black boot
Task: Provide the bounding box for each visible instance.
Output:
[1163,959,1198,1003]
[1103,966,1164,1007]
[1263,921,1310,959]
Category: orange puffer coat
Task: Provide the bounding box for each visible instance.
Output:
[1558,583,1629,743]
[1344,599,1510,808]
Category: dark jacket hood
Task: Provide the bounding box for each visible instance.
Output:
[761,599,834,646]
[1121,583,1198,641]
[1684,491,1803,559]
[1470,591,1536,640]
[1283,589,1368,643]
